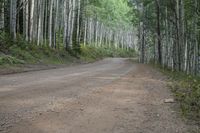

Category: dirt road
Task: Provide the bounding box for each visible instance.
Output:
[0,58,196,133]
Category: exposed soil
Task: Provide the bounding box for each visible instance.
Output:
[0,58,198,133]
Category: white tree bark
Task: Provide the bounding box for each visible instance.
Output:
[30,0,35,41]
[0,1,4,30]
[49,0,53,47]
[10,0,17,39]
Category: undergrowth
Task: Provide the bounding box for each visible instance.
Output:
[80,45,136,62]
[0,33,78,65]
[0,33,136,66]
[156,65,200,126]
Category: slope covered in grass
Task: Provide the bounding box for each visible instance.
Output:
[0,33,136,67]
[158,66,200,126]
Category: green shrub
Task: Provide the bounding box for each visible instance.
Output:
[0,32,136,66]
[9,46,35,61]
[0,32,13,52]
[0,55,25,65]
[160,68,200,124]
[80,45,136,61]
[171,76,200,121]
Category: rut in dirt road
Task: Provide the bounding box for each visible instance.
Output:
[0,58,196,133]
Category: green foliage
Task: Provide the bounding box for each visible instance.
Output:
[86,0,135,29]
[160,68,200,125]
[9,46,35,61]
[0,33,77,65]
[171,75,200,122]
[80,45,136,62]
[0,54,25,65]
[0,32,13,52]
[0,31,136,66]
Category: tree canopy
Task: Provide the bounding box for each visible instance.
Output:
[86,0,133,29]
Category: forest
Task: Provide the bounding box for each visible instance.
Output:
[0,0,200,132]
[137,0,200,76]
[0,0,135,52]
[0,0,200,75]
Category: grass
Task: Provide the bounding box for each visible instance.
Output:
[80,45,136,62]
[0,33,78,66]
[155,64,200,126]
[0,33,136,67]
[0,44,77,66]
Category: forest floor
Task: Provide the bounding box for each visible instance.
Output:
[0,60,85,75]
[0,58,198,133]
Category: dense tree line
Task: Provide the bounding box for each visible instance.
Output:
[135,0,200,75]
[1,0,199,76]
[0,0,136,53]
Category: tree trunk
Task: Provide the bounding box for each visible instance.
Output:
[155,0,162,64]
